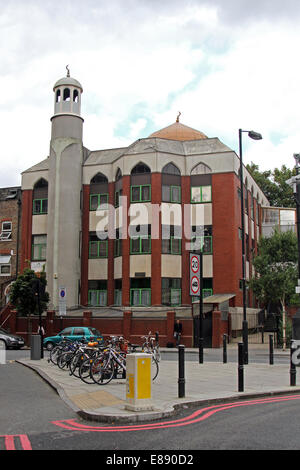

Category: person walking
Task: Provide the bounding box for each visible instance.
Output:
[174,319,183,347]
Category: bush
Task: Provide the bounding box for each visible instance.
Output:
[9,269,49,316]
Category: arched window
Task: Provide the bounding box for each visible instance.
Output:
[56,90,61,103]
[131,162,150,175]
[90,173,108,211]
[33,179,48,215]
[63,88,70,101]
[191,162,212,175]
[115,168,122,181]
[162,162,181,175]
[73,90,79,103]
[90,173,108,184]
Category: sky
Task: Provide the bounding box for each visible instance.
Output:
[1,0,300,187]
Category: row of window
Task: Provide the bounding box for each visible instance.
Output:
[31,233,213,261]
[88,285,213,307]
[32,185,211,216]
[88,235,213,259]
[0,221,12,241]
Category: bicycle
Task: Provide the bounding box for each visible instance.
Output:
[141,331,161,363]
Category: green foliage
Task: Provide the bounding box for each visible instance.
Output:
[9,268,49,316]
[249,228,298,307]
[246,162,296,207]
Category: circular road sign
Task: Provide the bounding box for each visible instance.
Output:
[191,255,200,274]
[191,276,200,295]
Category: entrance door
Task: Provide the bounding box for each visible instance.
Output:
[193,311,212,348]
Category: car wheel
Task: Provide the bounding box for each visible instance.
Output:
[45,342,54,351]
[0,339,6,350]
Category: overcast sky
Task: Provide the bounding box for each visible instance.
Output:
[1,0,300,187]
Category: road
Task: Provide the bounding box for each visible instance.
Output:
[0,352,299,452]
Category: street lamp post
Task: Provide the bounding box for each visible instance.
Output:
[287,154,300,340]
[239,129,262,365]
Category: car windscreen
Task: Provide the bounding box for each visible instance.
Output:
[89,328,101,336]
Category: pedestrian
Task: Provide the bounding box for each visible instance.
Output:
[174,319,183,346]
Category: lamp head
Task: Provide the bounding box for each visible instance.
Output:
[248,131,262,141]
[293,153,300,166]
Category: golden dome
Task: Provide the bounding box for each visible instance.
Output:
[149,116,207,141]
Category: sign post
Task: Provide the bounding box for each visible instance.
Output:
[190,252,203,363]
[59,287,67,317]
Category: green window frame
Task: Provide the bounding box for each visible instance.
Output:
[191,185,212,203]
[130,288,151,306]
[130,184,151,203]
[191,236,212,254]
[130,236,151,254]
[170,288,181,306]
[115,189,123,208]
[89,193,108,211]
[33,198,48,215]
[89,240,108,258]
[203,289,213,298]
[114,289,122,306]
[162,185,181,203]
[114,238,122,257]
[162,237,181,254]
[88,290,107,306]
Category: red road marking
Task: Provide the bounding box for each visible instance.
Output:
[52,394,300,433]
[0,435,32,450]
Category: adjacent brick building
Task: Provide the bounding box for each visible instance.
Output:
[0,187,22,307]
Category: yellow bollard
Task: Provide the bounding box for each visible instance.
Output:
[125,353,154,411]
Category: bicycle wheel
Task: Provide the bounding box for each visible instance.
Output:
[69,351,88,377]
[154,346,161,363]
[79,357,96,384]
[57,351,73,370]
[151,356,159,381]
[91,355,115,385]
[49,345,63,365]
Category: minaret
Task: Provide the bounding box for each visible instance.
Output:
[47,67,84,310]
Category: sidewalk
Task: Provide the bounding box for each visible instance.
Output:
[16,346,299,424]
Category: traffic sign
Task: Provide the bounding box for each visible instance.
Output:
[59,287,66,316]
[190,253,201,296]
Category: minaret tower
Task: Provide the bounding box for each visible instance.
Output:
[47,67,84,309]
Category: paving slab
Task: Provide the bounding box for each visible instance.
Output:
[16,352,300,423]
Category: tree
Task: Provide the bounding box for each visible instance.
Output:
[246,162,296,208]
[9,268,49,316]
[249,229,298,349]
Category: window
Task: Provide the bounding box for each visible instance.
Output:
[115,189,123,208]
[0,221,12,241]
[191,236,212,254]
[0,256,11,276]
[162,237,181,254]
[162,278,181,306]
[88,290,107,306]
[33,198,48,215]
[162,185,181,203]
[0,264,11,275]
[191,186,212,203]
[73,90,79,103]
[56,90,61,103]
[191,162,212,175]
[89,239,108,258]
[131,185,151,202]
[32,235,47,261]
[131,163,151,174]
[130,236,151,254]
[162,162,181,175]
[63,88,70,101]
[60,328,72,336]
[90,193,108,211]
[114,280,122,306]
[114,229,122,257]
[115,168,122,181]
[130,288,151,306]
[73,328,84,336]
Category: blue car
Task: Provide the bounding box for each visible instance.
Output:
[43,326,104,351]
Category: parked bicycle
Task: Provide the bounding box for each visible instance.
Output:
[141,331,161,362]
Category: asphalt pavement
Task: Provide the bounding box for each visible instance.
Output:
[15,344,300,424]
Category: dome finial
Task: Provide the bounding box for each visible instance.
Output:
[176,111,181,123]
[66,64,70,77]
